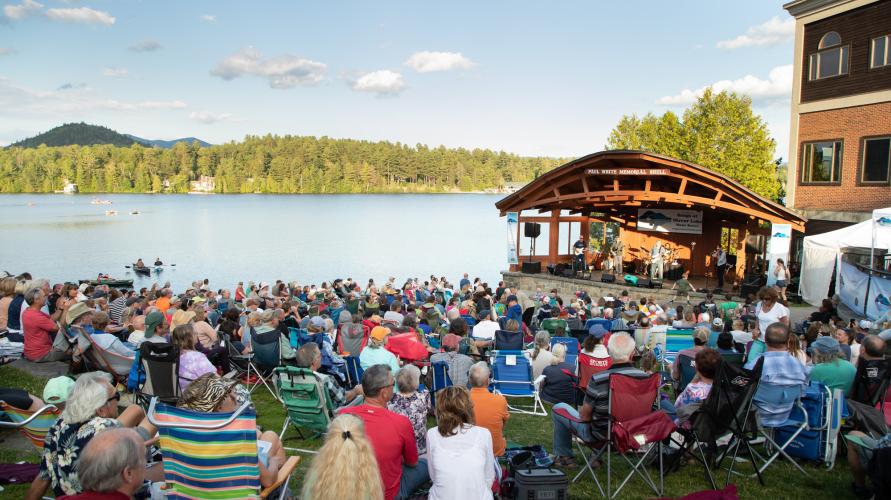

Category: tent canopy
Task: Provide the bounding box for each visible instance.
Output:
[800,210,891,306]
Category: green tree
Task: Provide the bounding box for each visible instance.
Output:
[605,90,780,200]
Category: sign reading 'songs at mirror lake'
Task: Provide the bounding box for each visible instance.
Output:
[637,208,703,235]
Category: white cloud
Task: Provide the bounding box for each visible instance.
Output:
[102,67,128,78]
[3,0,42,20]
[129,39,162,52]
[404,51,475,73]
[0,77,187,117]
[189,110,232,124]
[0,47,14,56]
[45,6,114,25]
[351,70,405,96]
[211,47,327,88]
[717,16,794,50]
[200,14,215,22]
[656,64,792,105]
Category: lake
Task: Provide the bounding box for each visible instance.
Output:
[0,194,509,290]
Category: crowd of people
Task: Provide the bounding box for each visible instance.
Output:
[1,270,890,499]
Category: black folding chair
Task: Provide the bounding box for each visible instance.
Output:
[136,342,180,408]
[494,329,524,351]
[850,358,890,408]
[667,356,765,488]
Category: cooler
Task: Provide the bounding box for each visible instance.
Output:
[513,467,568,500]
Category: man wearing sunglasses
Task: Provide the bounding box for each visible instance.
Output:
[26,372,159,500]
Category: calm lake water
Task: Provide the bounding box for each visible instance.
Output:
[0,194,508,290]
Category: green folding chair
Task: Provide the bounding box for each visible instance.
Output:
[275,366,335,444]
[540,318,568,337]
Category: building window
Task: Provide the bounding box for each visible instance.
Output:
[801,141,842,183]
[872,35,891,69]
[862,137,891,183]
[808,31,849,80]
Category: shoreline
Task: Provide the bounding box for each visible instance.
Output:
[2,190,514,196]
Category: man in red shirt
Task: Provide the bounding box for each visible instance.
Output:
[340,364,429,500]
[22,288,68,362]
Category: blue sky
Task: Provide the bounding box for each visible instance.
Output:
[0,0,796,160]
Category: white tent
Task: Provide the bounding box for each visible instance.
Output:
[800,210,891,306]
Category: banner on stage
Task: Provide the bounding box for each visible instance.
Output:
[506,212,519,265]
[766,223,791,287]
[636,209,702,234]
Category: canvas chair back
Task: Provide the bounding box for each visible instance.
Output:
[251,329,281,373]
[494,329,524,351]
[337,323,368,355]
[693,356,763,444]
[149,400,262,499]
[609,373,660,423]
[0,402,60,450]
[139,342,180,403]
[850,358,890,407]
[276,366,334,435]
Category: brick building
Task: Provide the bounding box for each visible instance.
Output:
[785,0,891,237]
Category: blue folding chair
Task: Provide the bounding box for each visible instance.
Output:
[462,315,477,327]
[249,329,282,400]
[491,351,547,416]
[585,318,612,332]
[664,329,695,364]
[773,382,844,470]
[344,356,364,389]
[429,360,454,408]
[494,329,524,351]
[550,336,580,372]
[287,327,312,349]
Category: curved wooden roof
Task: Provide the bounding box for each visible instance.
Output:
[496,150,806,231]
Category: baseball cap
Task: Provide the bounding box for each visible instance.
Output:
[309,316,326,330]
[692,328,709,344]
[91,290,107,299]
[859,320,873,330]
[712,318,724,328]
[809,336,840,354]
[588,324,608,339]
[259,282,270,290]
[43,376,75,405]
[383,311,404,326]
[370,326,391,342]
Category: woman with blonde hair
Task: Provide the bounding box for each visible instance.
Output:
[426,386,494,499]
[528,330,554,379]
[0,276,17,331]
[302,414,383,500]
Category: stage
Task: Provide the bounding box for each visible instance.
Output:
[502,268,750,306]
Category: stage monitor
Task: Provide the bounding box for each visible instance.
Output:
[524,222,541,238]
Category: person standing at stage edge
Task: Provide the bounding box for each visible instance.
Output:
[650,241,664,281]
[573,236,586,274]
[712,245,727,290]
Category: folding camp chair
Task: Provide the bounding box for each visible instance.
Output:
[850,358,890,412]
[461,315,477,327]
[490,351,547,416]
[287,327,312,350]
[745,339,766,364]
[147,398,300,500]
[0,402,60,450]
[336,323,369,356]
[250,329,283,400]
[135,342,180,408]
[276,366,334,443]
[494,329,524,351]
[222,332,262,383]
[667,356,764,489]
[773,382,844,470]
[541,318,568,337]
[555,373,674,498]
[720,352,745,368]
[577,352,611,390]
[430,360,453,409]
[522,307,535,329]
[82,334,134,385]
[663,329,694,364]
[550,336,580,371]
[585,318,611,332]
[676,353,697,395]
[344,355,364,389]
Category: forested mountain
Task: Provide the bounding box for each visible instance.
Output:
[10,123,144,148]
[126,135,213,149]
[0,134,564,193]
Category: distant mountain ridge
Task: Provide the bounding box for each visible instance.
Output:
[125,135,212,148]
[9,123,212,149]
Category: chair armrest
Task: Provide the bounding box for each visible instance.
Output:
[260,455,301,499]
[533,374,546,390]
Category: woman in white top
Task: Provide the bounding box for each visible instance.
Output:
[426,386,494,500]
[754,287,789,341]
[527,331,555,379]
[773,258,790,302]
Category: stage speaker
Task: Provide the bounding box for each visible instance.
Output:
[650,279,663,289]
[636,279,650,288]
[562,268,575,278]
[600,273,616,283]
[521,262,541,274]
[524,222,541,238]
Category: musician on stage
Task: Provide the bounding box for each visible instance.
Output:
[611,239,625,274]
[650,240,665,280]
[711,245,727,290]
[573,236,586,274]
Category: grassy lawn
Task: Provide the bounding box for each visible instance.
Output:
[0,365,854,499]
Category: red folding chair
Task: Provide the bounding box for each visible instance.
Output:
[555,372,675,498]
